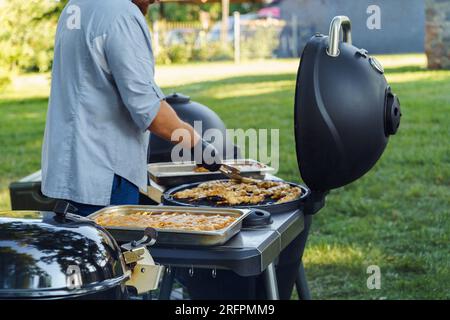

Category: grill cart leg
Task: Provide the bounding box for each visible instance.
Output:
[159,267,175,300]
[263,262,280,300]
[294,213,313,300]
[295,262,311,300]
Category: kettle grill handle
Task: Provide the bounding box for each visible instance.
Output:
[131,227,158,248]
[53,200,78,218]
[327,16,352,57]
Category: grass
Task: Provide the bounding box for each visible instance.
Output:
[0,54,449,299]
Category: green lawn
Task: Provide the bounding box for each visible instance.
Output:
[0,55,449,299]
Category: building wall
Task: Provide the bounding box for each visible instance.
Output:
[278,0,425,56]
[425,0,450,69]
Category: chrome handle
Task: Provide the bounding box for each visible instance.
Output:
[121,227,158,253]
[133,227,158,247]
[326,16,352,57]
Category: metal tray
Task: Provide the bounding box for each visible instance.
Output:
[88,205,252,247]
[148,159,275,187]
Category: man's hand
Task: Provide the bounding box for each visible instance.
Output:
[148,100,221,171]
[196,139,222,172]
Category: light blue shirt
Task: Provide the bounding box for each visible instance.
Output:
[42,0,165,205]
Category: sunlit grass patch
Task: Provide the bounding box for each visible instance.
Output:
[1,73,50,101]
[374,53,426,69]
[204,80,294,99]
[387,69,450,84]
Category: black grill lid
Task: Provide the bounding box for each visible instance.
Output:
[0,210,127,298]
[294,16,400,192]
[149,93,240,163]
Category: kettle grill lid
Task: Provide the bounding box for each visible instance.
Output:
[165,92,191,104]
[149,92,238,163]
[294,16,400,192]
[0,210,127,298]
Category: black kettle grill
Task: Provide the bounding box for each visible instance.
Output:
[0,202,163,299]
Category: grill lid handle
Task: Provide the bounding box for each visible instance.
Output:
[121,227,158,252]
[326,15,352,57]
[53,200,78,218]
[133,227,158,247]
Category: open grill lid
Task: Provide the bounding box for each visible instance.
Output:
[0,207,128,298]
[294,16,401,192]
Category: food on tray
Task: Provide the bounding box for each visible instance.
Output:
[193,166,211,173]
[93,211,237,231]
[173,180,302,206]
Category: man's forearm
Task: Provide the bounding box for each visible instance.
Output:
[148,100,201,148]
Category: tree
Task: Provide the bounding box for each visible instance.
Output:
[425,0,450,69]
[0,0,65,73]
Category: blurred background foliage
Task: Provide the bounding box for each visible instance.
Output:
[150,2,260,22]
[0,0,65,89]
[0,0,273,89]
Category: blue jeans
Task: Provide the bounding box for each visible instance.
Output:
[69,175,139,216]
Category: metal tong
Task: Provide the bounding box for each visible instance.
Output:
[219,164,259,184]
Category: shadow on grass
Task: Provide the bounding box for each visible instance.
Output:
[383,65,426,74]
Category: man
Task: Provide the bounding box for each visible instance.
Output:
[42,0,219,216]
[42,0,301,300]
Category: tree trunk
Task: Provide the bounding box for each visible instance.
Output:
[425,0,450,69]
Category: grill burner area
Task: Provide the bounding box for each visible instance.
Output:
[163,180,310,214]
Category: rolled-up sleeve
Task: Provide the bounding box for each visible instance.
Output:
[105,13,165,131]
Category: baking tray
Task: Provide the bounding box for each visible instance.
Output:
[88,205,252,247]
[148,159,275,187]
